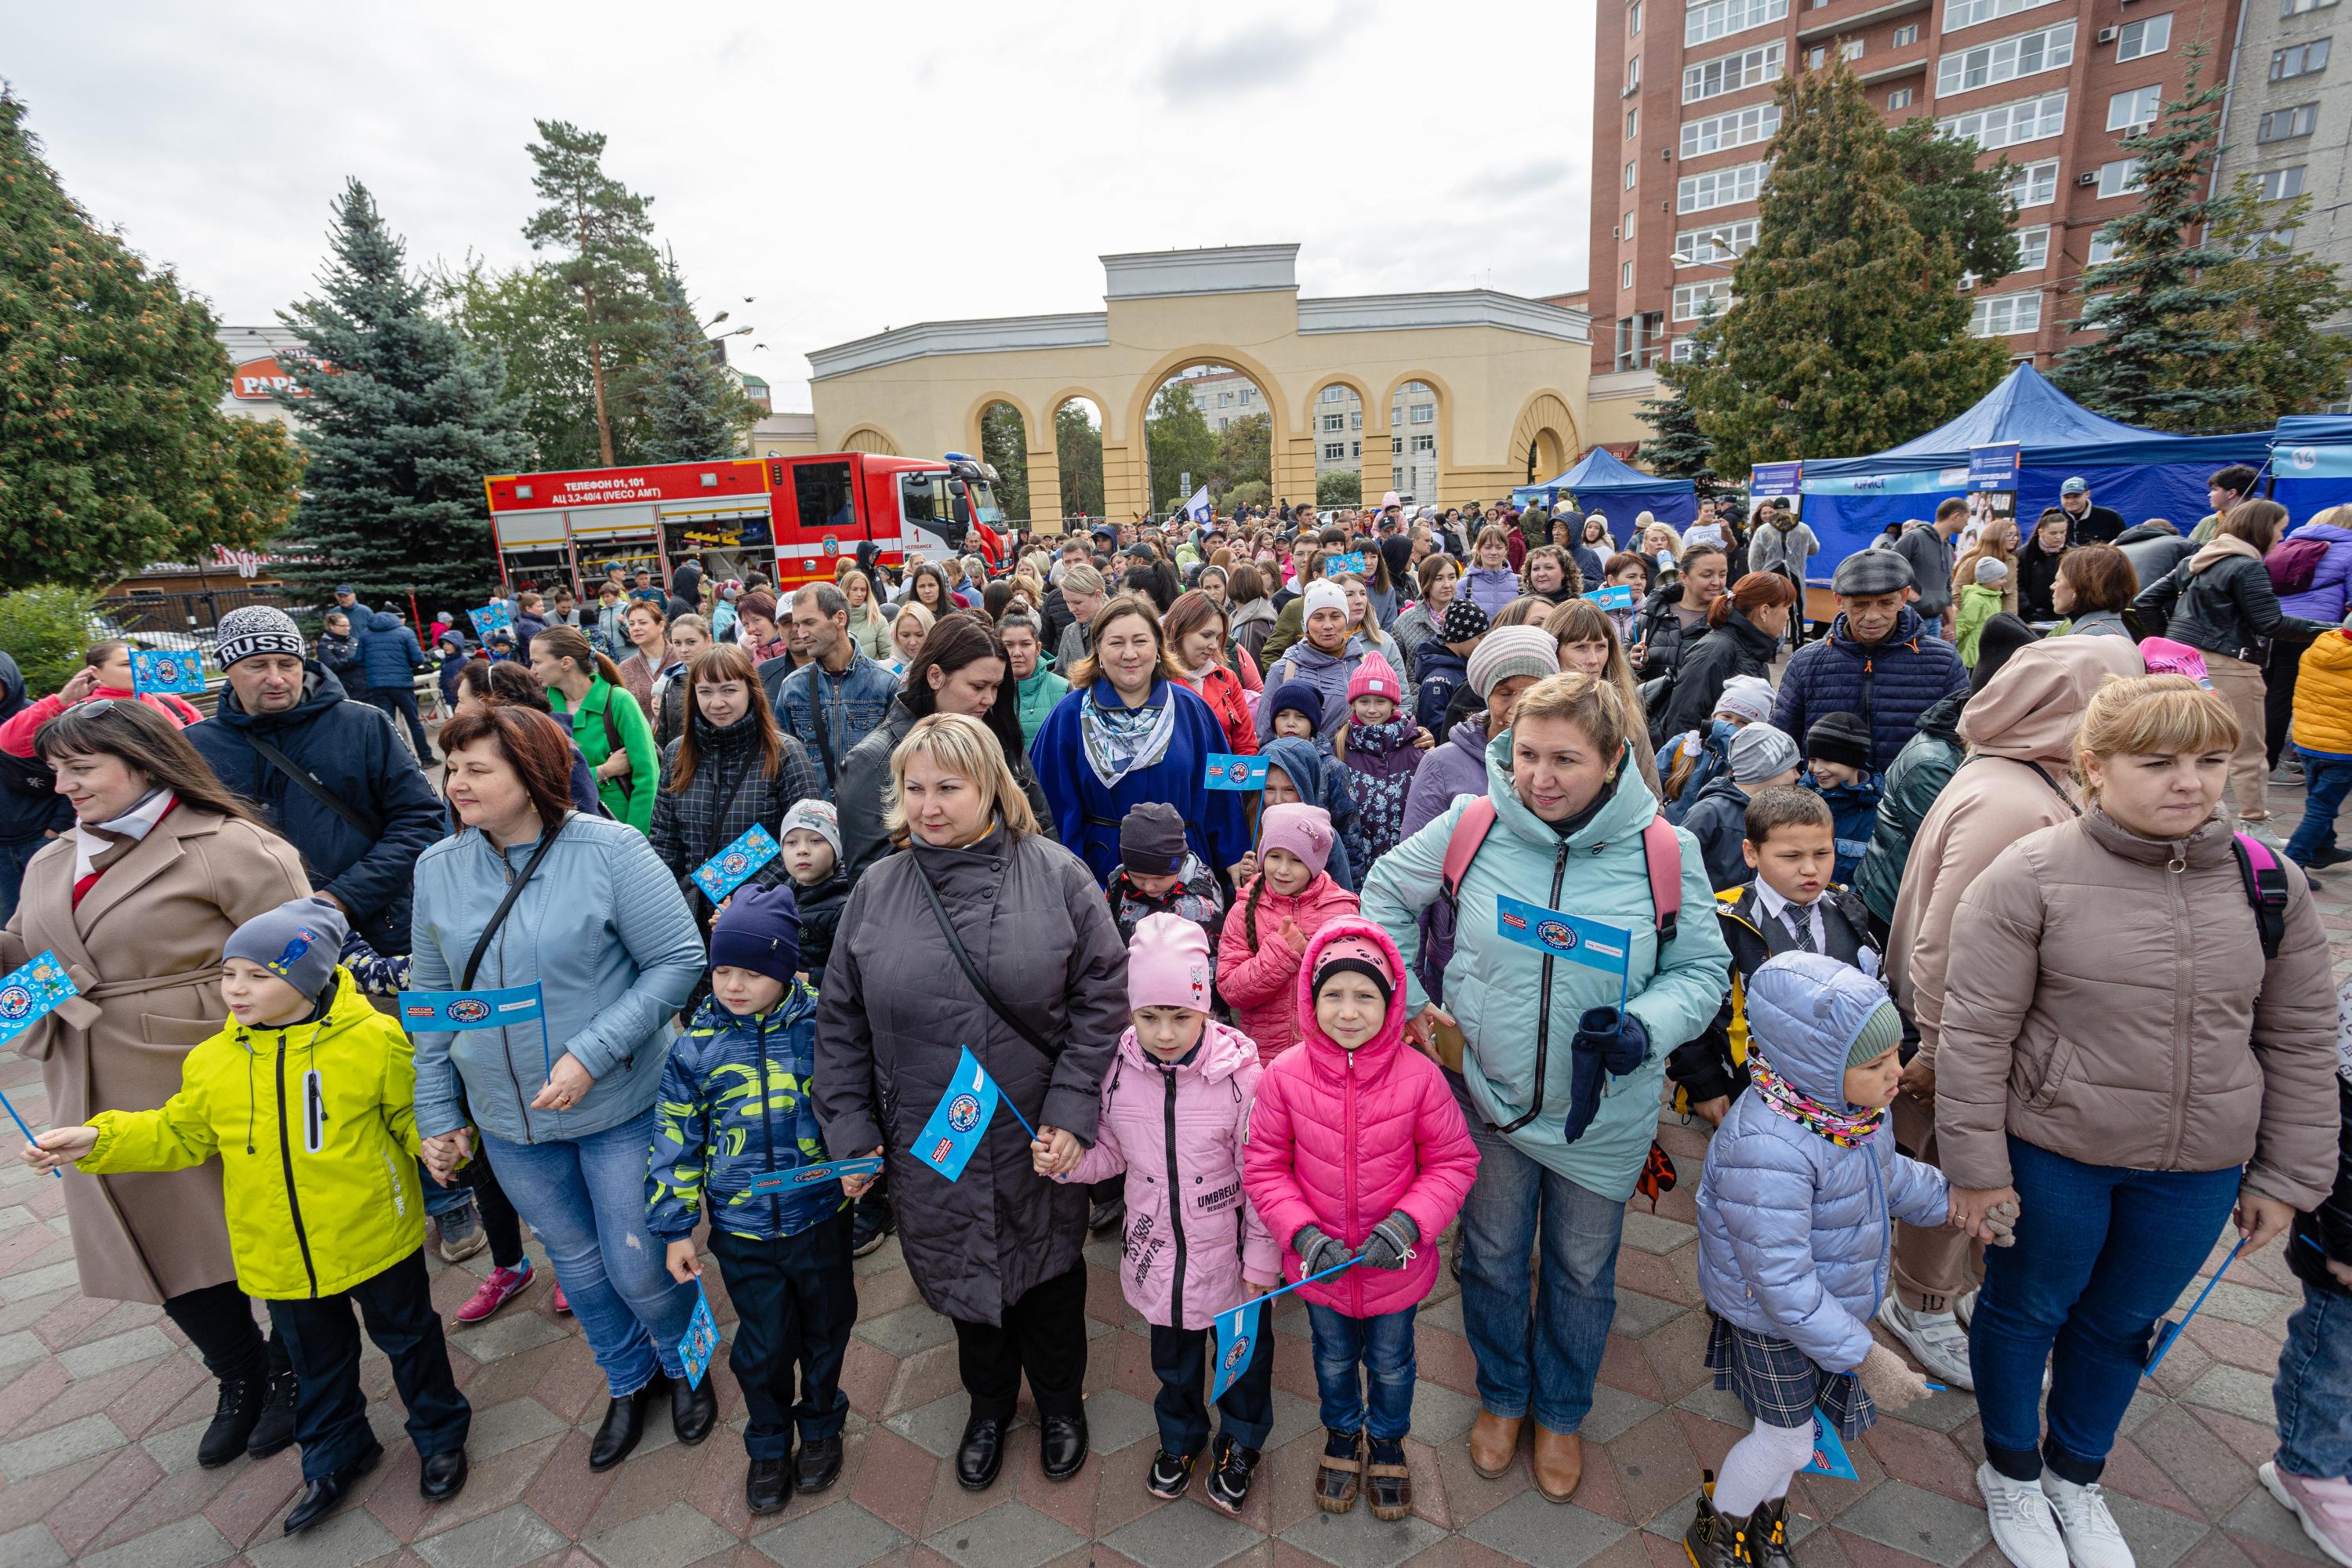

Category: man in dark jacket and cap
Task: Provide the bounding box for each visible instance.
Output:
[1770,550,1969,774]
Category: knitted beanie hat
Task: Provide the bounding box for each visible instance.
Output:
[1302,580,1349,623]
[1265,680,1325,731]
[1258,802,1334,878]
[1846,999,1905,1069]
[710,884,802,984]
[1728,724,1800,784]
[223,896,347,1004]
[1440,596,1490,643]
[214,605,306,670]
[1313,933,1396,1007]
[1127,913,1213,1013]
[1348,652,1402,706]
[1466,626,1559,702]
[1713,674,1776,728]
[1119,801,1188,876]
[1975,556,2010,585]
[1805,711,1874,772]
[778,799,842,863]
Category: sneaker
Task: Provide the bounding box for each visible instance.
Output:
[1955,1289,1978,1331]
[850,1197,895,1258]
[2044,1474,2135,1568]
[1205,1432,1261,1515]
[1145,1448,1196,1501]
[454,1261,534,1325]
[2261,1462,2352,1568]
[1879,1297,1975,1392]
[1088,1194,1127,1233]
[1979,1464,2071,1568]
[435,1197,487,1264]
[2274,758,2307,785]
[551,1283,572,1316]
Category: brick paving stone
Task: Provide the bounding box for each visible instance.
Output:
[0,1523,67,1568]
[754,1499,909,1565]
[1620,1214,1698,1255]
[857,1301,961,1359]
[1102,1496,1266,1568]
[244,1504,403,1568]
[75,1513,235,1568]
[2104,1494,2218,1568]
[2182,1365,2285,1427]
[413,1503,568,1568]
[1406,1377,1480,1445]
[1276,1505,1449,1568]
[1460,1493,1631,1566]
[1833,1479,1994,1568]
[887,1391,988,1458]
[0,1408,122,1479]
[55,1322,174,1379]
[925,1498,1087,1568]
[582,1500,737,1568]
[468,1396,572,1460]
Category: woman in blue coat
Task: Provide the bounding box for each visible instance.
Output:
[1029,594,1250,885]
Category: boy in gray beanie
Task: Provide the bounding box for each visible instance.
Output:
[1682,726,1802,891]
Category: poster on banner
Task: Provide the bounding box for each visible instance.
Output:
[1203,753,1271,791]
[691,823,782,903]
[1750,461,1803,517]
[129,649,207,695]
[677,1280,720,1389]
[1323,551,1367,578]
[748,1156,884,1193]
[1962,442,2021,552]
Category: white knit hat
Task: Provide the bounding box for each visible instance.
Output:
[1714,674,1776,728]
[779,798,843,862]
[213,604,306,669]
[1465,626,1559,700]
[1302,579,1349,622]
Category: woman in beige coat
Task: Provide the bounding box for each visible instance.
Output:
[2,700,310,1466]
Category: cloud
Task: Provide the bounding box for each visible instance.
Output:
[1154,18,1340,97]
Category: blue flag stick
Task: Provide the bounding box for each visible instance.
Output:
[999,1091,1037,1142]
[2146,1236,2246,1374]
[0,1087,62,1178]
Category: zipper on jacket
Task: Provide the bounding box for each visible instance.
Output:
[1344,1047,1362,1317]
[1866,1139,1890,1309]
[755,1015,782,1234]
[1162,1068,1189,1327]
[2164,854,2191,1167]
[274,1044,321,1298]
[1498,839,1572,1134]
[303,1069,325,1156]
[492,840,535,1144]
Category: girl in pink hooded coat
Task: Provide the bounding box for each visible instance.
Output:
[1043,914,1283,1515]
[1242,916,1479,1522]
[1214,801,1359,1063]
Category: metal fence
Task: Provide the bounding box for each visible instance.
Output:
[96,586,312,654]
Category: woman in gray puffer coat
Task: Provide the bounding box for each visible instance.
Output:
[815,713,1127,1492]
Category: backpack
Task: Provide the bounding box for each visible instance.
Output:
[2232,833,2292,960]
[2267,535,2329,596]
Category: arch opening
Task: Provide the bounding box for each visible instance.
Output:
[976,401,1031,524]
[1145,363,1273,519]
[1382,379,1441,508]
[1053,397,1106,526]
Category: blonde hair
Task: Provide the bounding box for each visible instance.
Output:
[891,601,935,644]
[1510,670,1633,763]
[2071,673,2242,802]
[1059,563,1106,599]
[884,712,1038,844]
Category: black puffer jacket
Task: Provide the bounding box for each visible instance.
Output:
[2291,1073,2352,1296]
[2135,540,2332,661]
[837,695,1053,879]
[1656,607,1780,741]
[1633,583,1704,681]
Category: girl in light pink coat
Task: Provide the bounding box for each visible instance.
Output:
[1243,916,1479,1522]
[1040,913,1282,1515]
[1215,802,1360,1062]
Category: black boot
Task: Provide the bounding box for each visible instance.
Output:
[671,1371,717,1446]
[1686,1475,1759,1568]
[796,1433,844,1494]
[419,1449,468,1503]
[282,1443,381,1535]
[245,1369,299,1460]
[589,1375,666,1472]
[746,1456,793,1515]
[1751,1496,1798,1568]
[197,1377,264,1468]
[956,1415,1006,1491]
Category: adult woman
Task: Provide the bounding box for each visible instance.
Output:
[1363,673,1730,1501]
[737,591,789,666]
[2049,544,2138,639]
[2,702,310,1466]
[886,601,934,678]
[1361,546,1401,627]
[1936,674,2336,1565]
[1583,514,1615,555]
[1632,543,1729,684]
[1197,563,1229,607]
[2268,503,2352,773]
[1391,555,1460,679]
[531,626,659,833]
[647,642,818,930]
[0,640,201,757]
[1257,580,1368,746]
[412,707,710,1471]
[1522,546,1578,606]
[710,579,741,643]
[2016,509,2071,624]
[453,660,603,818]
[904,563,955,622]
[1163,589,1256,756]
[840,568,891,661]
[1653,572,1794,741]
[1341,574,1399,666]
[814,713,1127,1490]
[648,612,711,752]
[1543,600,1664,797]
[595,584,630,654]
[1225,562,1276,670]
[1032,596,1250,884]
[1955,517,2021,618]
[615,600,670,719]
[1462,527,1523,619]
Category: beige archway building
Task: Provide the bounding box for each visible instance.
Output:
[803,245,1594,525]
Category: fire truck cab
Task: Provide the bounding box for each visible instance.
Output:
[481,450,1007,597]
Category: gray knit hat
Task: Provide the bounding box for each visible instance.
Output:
[778,798,842,864]
[214,604,306,670]
[1846,999,1905,1070]
[1728,723,1800,784]
[223,896,348,1004]
[1465,626,1560,701]
[1831,549,1915,597]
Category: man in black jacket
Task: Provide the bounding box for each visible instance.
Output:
[2056,477,2127,545]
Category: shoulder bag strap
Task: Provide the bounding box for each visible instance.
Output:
[461,814,566,989]
[245,731,383,840]
[806,668,840,788]
[700,757,756,867]
[913,858,1061,1062]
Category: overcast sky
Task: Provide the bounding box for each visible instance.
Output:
[9,0,1594,412]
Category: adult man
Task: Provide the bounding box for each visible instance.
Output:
[771,583,895,801]
[320,583,366,627]
[1054,564,1109,672]
[667,560,702,623]
[1771,550,1969,773]
[1040,536,1091,650]
[2056,477,2126,545]
[1891,497,1969,637]
[355,608,433,760]
[2114,517,2195,586]
[628,568,665,604]
[2190,463,2261,544]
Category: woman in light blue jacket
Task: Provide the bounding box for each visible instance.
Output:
[410,706,709,1475]
[1361,670,1730,1501]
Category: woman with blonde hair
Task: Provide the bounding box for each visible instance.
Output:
[813,713,1127,1491]
[886,600,934,678]
[836,568,892,662]
[1543,599,1662,795]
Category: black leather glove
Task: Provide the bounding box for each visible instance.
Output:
[1358,1210,1420,1271]
[1294,1223,1349,1277]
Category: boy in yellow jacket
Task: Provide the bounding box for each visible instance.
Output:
[21,898,470,1536]
[2285,612,2352,873]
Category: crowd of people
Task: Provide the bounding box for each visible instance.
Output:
[2,475,2348,1568]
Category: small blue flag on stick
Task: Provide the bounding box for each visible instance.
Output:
[0,951,78,1179]
[1203,753,1271,791]
[1583,584,1637,612]
[2147,1236,2246,1373]
[1802,1411,1858,1479]
[1495,897,1635,1014]
[913,1047,1033,1181]
[129,649,207,695]
[677,1279,720,1389]
[1210,1255,1363,1400]
[1323,551,1367,578]
[749,1156,884,1194]
[398,982,554,1076]
[691,823,781,903]
[468,603,514,642]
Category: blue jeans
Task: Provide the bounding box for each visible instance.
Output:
[1305,1303,1418,1441]
[2275,1282,2352,1479]
[1457,1098,1627,1432]
[481,1109,694,1396]
[2285,753,2352,866]
[423,1160,473,1219]
[1969,1136,2241,1481]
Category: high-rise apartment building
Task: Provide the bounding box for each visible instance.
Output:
[2213,0,2352,360]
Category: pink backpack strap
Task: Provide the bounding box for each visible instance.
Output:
[1641,815,1683,944]
[2230,832,2291,960]
[1440,797,1497,898]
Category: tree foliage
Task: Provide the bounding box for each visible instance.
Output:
[1146,380,1215,514]
[523,120,661,468]
[2177,183,2352,426]
[629,260,757,464]
[1317,468,1362,509]
[0,584,101,694]
[1884,120,2022,287]
[1209,411,1272,502]
[433,256,602,469]
[1054,402,1105,519]
[980,402,1030,521]
[0,92,301,589]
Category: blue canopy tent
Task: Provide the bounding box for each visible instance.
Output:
[1796,365,2271,581]
[2268,415,2352,522]
[1513,446,1699,528]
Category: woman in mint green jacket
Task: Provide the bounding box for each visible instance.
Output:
[1359,670,1730,1501]
[532,626,659,832]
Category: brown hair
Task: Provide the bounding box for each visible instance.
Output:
[532,624,627,690]
[666,641,784,793]
[437,707,577,832]
[1523,545,1582,596]
[455,659,550,711]
[1541,599,1646,728]
[1159,590,1230,679]
[82,638,129,673]
[1710,569,1798,628]
[2072,673,2241,800]
[1743,783,1834,845]
[1414,554,1458,597]
[1488,597,1552,630]
[1510,670,1633,763]
[34,699,267,828]
[1474,524,1512,555]
[2055,544,2138,614]
[1227,561,1268,604]
[2220,498,2288,554]
[1069,594,1164,688]
[624,597,670,630]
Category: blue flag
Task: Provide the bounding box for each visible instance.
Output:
[129,648,207,695]
[749,1156,884,1194]
[398,982,553,1075]
[0,949,78,1048]
[677,1279,720,1390]
[468,602,514,642]
[1802,1411,1857,1479]
[1210,1299,1262,1401]
[1203,753,1271,791]
[1583,584,1637,612]
[913,1047,1033,1181]
[1323,551,1367,579]
[1184,486,1214,527]
[1495,897,1634,1012]
[691,822,781,903]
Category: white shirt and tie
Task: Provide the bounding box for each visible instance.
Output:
[1754,878,1826,955]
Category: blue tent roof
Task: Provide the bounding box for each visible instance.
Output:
[1539,445,1697,495]
[1870,362,2153,459]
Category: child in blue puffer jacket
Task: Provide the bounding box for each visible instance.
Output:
[1688,954,2002,1568]
[1801,712,1883,887]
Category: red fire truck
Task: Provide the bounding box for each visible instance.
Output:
[480,450,1007,596]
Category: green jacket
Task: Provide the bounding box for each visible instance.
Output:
[1016,664,1070,748]
[1955,583,2004,666]
[553,673,659,832]
[1853,688,1966,924]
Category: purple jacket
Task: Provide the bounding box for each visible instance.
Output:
[1461,567,1522,619]
[1341,717,1427,866]
[2280,522,2352,623]
[1400,717,1490,841]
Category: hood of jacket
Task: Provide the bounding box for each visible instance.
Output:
[1289,916,1409,1078]
[1744,950,1891,1110]
[1957,635,2144,766]
[1443,715,1489,762]
[1264,735,1338,804]
[2191,534,2262,573]
[1115,1013,1258,1083]
[368,611,400,633]
[2113,521,2178,546]
[214,662,351,731]
[1915,687,1966,744]
[1484,723,1661,854]
[1686,770,1751,815]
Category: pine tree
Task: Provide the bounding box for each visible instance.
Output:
[630,260,756,463]
[1638,305,1722,495]
[1684,62,2007,475]
[979,403,1030,521]
[275,180,531,607]
[524,120,660,468]
[0,91,301,589]
[1885,120,2022,286]
[434,257,601,469]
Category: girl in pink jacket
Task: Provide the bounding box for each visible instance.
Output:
[1040,913,1282,1514]
[1214,802,1359,1062]
[1242,916,1479,1523]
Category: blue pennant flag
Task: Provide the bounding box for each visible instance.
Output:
[691,823,782,904]
[1802,1410,1858,1479]
[1184,486,1214,528]
[1583,584,1637,612]
[1210,1299,1263,1401]
[749,1156,884,1194]
[129,648,207,695]
[468,602,514,642]
[1496,897,1634,1013]
[398,982,553,1075]
[0,952,79,1178]
[913,1047,1033,1181]
[1323,551,1367,579]
[677,1279,720,1390]
[1203,753,1271,791]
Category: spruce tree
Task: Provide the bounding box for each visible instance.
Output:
[275,180,531,607]
[630,261,756,463]
[524,121,660,468]
[980,402,1030,521]
[0,91,301,589]
[1639,305,1722,495]
[1685,62,2006,475]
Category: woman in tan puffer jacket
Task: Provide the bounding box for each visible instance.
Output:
[1935,674,2339,1566]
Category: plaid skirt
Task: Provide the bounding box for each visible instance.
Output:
[1706,1312,1875,1438]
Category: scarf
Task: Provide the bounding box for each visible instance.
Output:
[1746,1047,1886,1149]
[74,788,177,881]
[1080,682,1178,789]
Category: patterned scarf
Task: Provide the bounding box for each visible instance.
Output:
[1080,683,1178,789]
[1746,1047,1886,1149]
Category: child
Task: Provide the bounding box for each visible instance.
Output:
[1108,801,1226,953]
[1602,553,1650,645]
[433,632,472,711]
[1689,953,1994,1568]
[1334,652,1427,866]
[1683,724,1802,891]
[2283,613,2352,874]
[1242,919,1478,1521]
[777,799,851,982]
[22,898,470,1534]
[1670,787,1886,1127]
[1956,557,2009,666]
[1037,915,1279,1512]
[648,887,856,1517]
[1217,803,1359,1063]
[1265,680,1325,746]
[1263,735,1363,891]
[1414,597,1488,732]
[1802,712,1882,887]
[1662,674,1776,824]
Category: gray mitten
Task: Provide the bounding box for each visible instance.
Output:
[1981,1199,2020,1248]
[1359,1210,1421,1271]
[1294,1224,1349,1277]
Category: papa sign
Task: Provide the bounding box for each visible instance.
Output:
[228,356,324,401]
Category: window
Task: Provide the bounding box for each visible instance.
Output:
[2107,85,2162,130]
[1670,337,1703,362]
[1806,45,1828,67]
[1614,310,1667,370]
[796,461,855,535]
[1674,278,1737,319]
[1239,387,1254,405]
[1352,441,1361,457]
[1323,443,1347,461]
[1894,23,1920,44]
[2014,225,2050,270]
[1840,38,1865,59]
[1889,86,1915,108]
[1631,0,1643,29]
[1321,385,1345,403]
[2285,0,2337,14]
[2273,38,2332,78]
[1626,160,1639,189]
[1321,413,1345,433]
[2259,165,2310,199]
[1628,106,1640,137]
[1623,261,1635,289]
[2116,13,2172,59]
[1684,42,1784,101]
[1216,391,1231,407]
[1410,404,1436,425]
[1942,0,2058,31]
[1940,89,2067,148]
[2007,156,2060,205]
[2260,103,2320,140]
[1679,159,1768,212]
[1937,20,2074,96]
[1686,0,1787,45]
[2087,231,2123,266]
[1675,217,1759,263]
[1350,410,1362,429]
[1970,290,2042,336]
[2096,158,2144,196]
[1410,434,1436,454]
[1681,102,1781,157]
[1628,54,1642,90]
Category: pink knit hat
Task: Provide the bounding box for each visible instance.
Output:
[1128,912,1213,1013]
[1347,650,1403,705]
[1258,802,1334,878]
